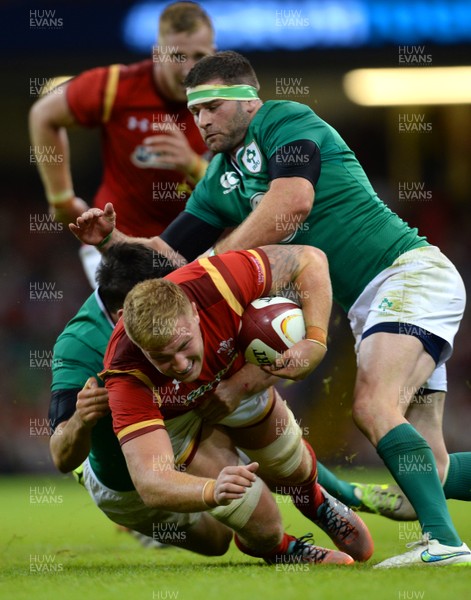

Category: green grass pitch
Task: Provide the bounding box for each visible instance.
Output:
[1,471,470,600]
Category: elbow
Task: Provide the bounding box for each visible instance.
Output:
[139,489,160,509]
[302,245,328,268]
[56,462,71,475]
[28,100,44,133]
[49,438,73,474]
[295,196,313,220]
[50,452,74,474]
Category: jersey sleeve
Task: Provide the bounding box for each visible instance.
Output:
[66,65,111,127]
[105,374,165,446]
[258,102,328,161]
[51,334,104,391]
[48,388,80,431]
[101,321,166,445]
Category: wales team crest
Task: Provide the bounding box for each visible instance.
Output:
[241,141,262,173]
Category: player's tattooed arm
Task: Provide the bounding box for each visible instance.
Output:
[263,244,305,299]
[260,245,332,380]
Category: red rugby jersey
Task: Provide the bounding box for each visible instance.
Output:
[66,59,207,237]
[101,249,272,448]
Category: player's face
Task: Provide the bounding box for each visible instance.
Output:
[155,26,214,103]
[142,305,204,382]
[189,94,254,154]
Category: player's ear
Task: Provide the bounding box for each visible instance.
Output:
[191,302,200,323]
[245,99,260,115]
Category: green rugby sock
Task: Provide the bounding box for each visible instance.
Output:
[444,453,471,500]
[377,423,461,546]
[316,462,360,507]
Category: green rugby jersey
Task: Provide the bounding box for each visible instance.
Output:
[186,100,428,311]
[51,290,134,491]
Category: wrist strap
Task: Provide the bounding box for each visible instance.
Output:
[47,189,74,205]
[305,338,327,351]
[305,325,327,350]
[96,232,113,249]
[201,479,217,508]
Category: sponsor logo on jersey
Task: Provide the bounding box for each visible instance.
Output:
[127,116,152,132]
[220,171,240,194]
[241,141,262,173]
[216,338,235,355]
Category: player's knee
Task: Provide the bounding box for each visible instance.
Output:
[209,472,263,530]
[352,396,376,435]
[241,406,304,480]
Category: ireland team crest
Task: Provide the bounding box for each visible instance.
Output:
[241,141,262,173]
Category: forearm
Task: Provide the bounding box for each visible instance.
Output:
[146,236,187,267]
[215,205,283,253]
[29,115,74,203]
[225,363,278,399]
[99,231,187,267]
[49,413,92,473]
[295,248,332,337]
[132,462,216,512]
[215,178,313,254]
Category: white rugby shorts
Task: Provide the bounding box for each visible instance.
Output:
[348,246,466,391]
[166,390,273,465]
[79,244,101,289]
[82,458,200,531]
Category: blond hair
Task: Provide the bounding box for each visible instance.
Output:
[159,2,214,38]
[123,279,193,350]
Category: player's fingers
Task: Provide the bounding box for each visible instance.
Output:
[103,202,116,217]
[84,376,98,389]
[221,475,254,489]
[245,461,259,474]
[261,366,298,380]
[88,388,108,405]
[221,466,257,484]
[144,126,183,138]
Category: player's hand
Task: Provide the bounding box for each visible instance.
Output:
[76,377,110,428]
[261,340,327,381]
[69,202,116,246]
[143,125,199,175]
[214,462,259,506]
[49,196,90,225]
[195,380,244,424]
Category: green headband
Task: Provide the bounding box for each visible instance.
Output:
[187,84,259,107]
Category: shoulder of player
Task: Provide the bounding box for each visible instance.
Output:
[113,59,153,82]
[55,294,111,345]
[107,59,168,111]
[256,100,316,124]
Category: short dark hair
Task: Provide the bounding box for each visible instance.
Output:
[184,50,259,90]
[159,1,214,37]
[96,243,176,314]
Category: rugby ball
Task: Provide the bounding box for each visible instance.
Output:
[238,297,306,365]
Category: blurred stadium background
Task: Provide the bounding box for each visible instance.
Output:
[2,0,470,476]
